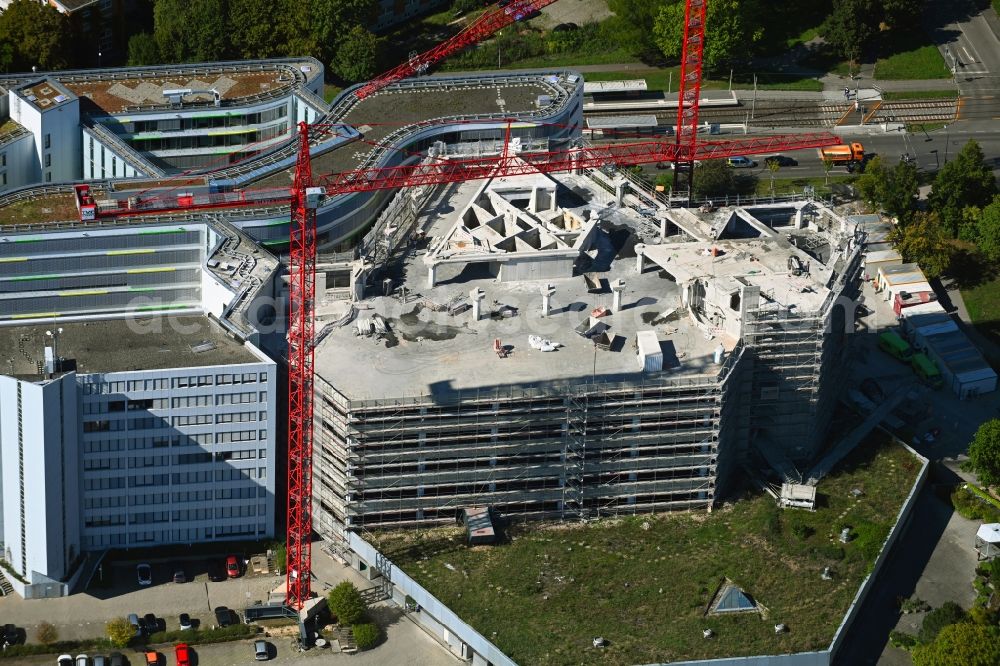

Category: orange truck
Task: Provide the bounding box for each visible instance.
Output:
[820,142,865,169]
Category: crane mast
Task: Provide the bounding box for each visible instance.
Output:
[285,122,318,609]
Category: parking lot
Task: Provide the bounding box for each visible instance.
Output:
[0,545,457,666]
[850,278,1000,460]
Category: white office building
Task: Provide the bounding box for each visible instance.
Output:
[0,316,278,598]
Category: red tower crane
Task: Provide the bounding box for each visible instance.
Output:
[285,125,318,609]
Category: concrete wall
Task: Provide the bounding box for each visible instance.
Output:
[348,532,517,666]
[0,131,36,191]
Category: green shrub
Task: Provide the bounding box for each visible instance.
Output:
[918,601,965,643]
[790,522,815,540]
[889,630,917,649]
[146,623,257,646]
[851,519,890,563]
[328,581,367,626]
[0,639,114,659]
[900,596,931,613]
[105,617,134,649]
[950,487,1000,522]
[352,622,380,650]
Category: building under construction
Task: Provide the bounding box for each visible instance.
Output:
[311,168,864,540]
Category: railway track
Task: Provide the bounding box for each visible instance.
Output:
[584,98,959,128]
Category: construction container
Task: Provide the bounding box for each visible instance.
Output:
[892,289,937,316]
[636,330,662,372]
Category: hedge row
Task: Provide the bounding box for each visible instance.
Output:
[146,623,258,646]
[1,639,113,659]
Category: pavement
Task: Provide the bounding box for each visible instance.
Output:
[0,547,457,666]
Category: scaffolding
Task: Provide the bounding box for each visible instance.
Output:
[313,348,745,537]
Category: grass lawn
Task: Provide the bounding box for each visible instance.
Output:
[961,274,1000,360]
[324,84,344,104]
[373,435,921,666]
[881,90,957,101]
[875,45,951,80]
[472,48,635,71]
[756,174,856,196]
[0,193,80,226]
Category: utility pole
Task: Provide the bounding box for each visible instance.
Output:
[751,74,757,122]
[497,32,502,69]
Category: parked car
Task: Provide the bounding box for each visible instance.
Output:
[128,613,143,637]
[136,563,152,586]
[214,606,237,627]
[172,571,186,584]
[254,639,271,661]
[174,643,191,666]
[108,653,127,666]
[225,555,240,578]
[3,623,20,645]
[207,560,226,582]
[726,156,757,169]
[764,155,798,167]
[93,657,108,666]
[58,656,73,666]
[179,613,193,631]
[860,377,886,404]
[143,652,159,666]
[75,656,89,666]
[143,614,162,634]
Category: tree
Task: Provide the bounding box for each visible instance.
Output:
[918,601,965,644]
[889,211,955,279]
[857,156,918,224]
[856,155,891,210]
[311,0,377,65]
[767,159,781,197]
[912,621,1000,666]
[608,0,673,60]
[105,617,134,649]
[352,622,380,650]
[328,581,367,626]
[331,25,378,84]
[822,158,834,185]
[654,0,764,73]
[929,140,997,237]
[693,160,735,198]
[823,0,877,69]
[230,0,286,59]
[959,195,1000,262]
[0,0,71,71]
[35,621,58,645]
[153,0,230,63]
[127,32,160,67]
[967,419,1000,488]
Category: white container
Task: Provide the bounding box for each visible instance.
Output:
[636,330,663,372]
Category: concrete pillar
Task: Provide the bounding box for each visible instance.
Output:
[541,283,556,317]
[427,264,437,289]
[656,213,668,241]
[635,245,645,273]
[611,278,625,312]
[470,287,485,322]
[615,180,626,207]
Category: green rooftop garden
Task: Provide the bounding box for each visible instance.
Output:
[372,433,922,665]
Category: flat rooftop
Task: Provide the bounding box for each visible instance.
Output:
[0,316,261,379]
[16,78,76,112]
[315,175,736,401]
[255,79,556,188]
[0,75,563,227]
